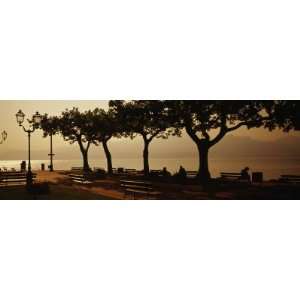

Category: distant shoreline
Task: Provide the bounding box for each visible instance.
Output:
[0,156,300,181]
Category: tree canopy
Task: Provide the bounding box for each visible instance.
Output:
[163,100,278,181]
[58,107,96,171]
[263,100,300,132]
[37,100,299,180]
[40,114,61,137]
[86,108,121,174]
[109,100,177,175]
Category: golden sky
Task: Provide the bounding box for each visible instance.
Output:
[0,100,108,151]
[0,100,299,160]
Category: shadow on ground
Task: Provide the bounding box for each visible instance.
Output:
[0,184,115,200]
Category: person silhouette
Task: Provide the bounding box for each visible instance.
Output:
[178,166,187,178]
[162,167,171,177]
[240,167,251,181]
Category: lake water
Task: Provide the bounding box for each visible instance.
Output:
[1,156,300,180]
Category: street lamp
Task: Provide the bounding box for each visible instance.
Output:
[47,118,55,172]
[16,110,42,186]
[0,130,7,144]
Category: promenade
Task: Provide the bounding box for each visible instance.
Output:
[1,170,299,200]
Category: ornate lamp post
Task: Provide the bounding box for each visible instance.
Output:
[47,118,55,172]
[0,130,7,144]
[16,110,42,186]
[48,132,54,171]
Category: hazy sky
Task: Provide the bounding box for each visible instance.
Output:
[0,100,299,161]
[0,100,108,152]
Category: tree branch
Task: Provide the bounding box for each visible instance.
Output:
[208,113,227,147]
[226,121,248,132]
[104,134,113,142]
[200,127,210,140]
[86,141,91,151]
[185,124,201,145]
[148,129,162,143]
[209,127,227,147]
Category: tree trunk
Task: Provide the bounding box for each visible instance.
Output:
[197,142,211,182]
[82,150,90,172]
[143,141,150,176]
[78,139,91,172]
[102,140,113,175]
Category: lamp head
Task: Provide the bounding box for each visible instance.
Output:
[16,109,25,125]
[2,131,7,141]
[32,111,42,126]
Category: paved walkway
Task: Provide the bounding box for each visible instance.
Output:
[36,170,69,183]
[36,171,123,200]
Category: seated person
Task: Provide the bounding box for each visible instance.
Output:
[162,167,171,177]
[178,165,187,179]
[240,167,251,181]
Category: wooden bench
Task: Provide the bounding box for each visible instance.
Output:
[221,172,241,180]
[93,167,105,172]
[69,173,92,184]
[150,169,162,176]
[124,169,137,175]
[71,167,84,172]
[112,168,124,175]
[0,172,37,187]
[219,172,250,184]
[279,175,300,185]
[113,168,143,177]
[186,171,198,178]
[120,180,161,199]
[112,168,134,174]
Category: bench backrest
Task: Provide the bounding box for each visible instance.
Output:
[1,172,26,176]
[71,167,83,171]
[221,172,241,178]
[0,172,36,178]
[280,175,300,182]
[70,173,85,177]
[150,170,162,176]
[69,173,90,180]
[120,183,153,193]
[186,171,198,176]
[120,180,152,187]
[124,169,137,173]
[0,172,36,185]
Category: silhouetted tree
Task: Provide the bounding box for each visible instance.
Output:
[58,108,95,172]
[109,100,175,176]
[87,108,121,175]
[164,100,276,182]
[264,100,300,131]
[40,114,60,137]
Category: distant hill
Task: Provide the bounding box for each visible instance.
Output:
[1,135,299,160]
[211,135,300,157]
